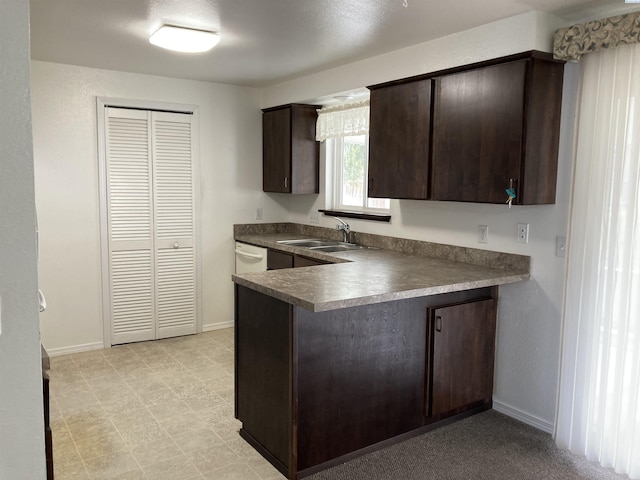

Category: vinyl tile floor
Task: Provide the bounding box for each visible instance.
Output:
[49,328,285,480]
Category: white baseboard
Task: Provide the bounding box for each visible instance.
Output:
[492,399,554,434]
[46,324,233,357]
[46,341,105,357]
[202,321,233,332]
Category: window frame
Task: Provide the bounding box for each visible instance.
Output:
[331,135,390,214]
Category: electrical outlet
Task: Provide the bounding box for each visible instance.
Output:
[556,236,566,257]
[517,223,529,243]
[255,207,263,221]
[478,225,488,243]
[310,212,320,224]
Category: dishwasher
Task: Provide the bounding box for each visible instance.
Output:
[235,242,267,273]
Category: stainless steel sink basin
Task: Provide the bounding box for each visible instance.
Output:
[277,238,371,252]
[307,244,369,253]
[309,244,367,253]
[276,238,341,247]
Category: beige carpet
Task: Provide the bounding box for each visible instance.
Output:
[307,411,630,480]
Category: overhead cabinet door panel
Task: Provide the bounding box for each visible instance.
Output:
[263,107,292,193]
[368,79,432,200]
[431,61,526,203]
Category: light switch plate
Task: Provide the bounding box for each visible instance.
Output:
[556,236,566,257]
[255,207,263,221]
[478,225,488,243]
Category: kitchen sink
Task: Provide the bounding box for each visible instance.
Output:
[276,238,341,247]
[307,244,369,253]
[276,238,371,252]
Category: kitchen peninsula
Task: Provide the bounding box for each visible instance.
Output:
[232,223,530,479]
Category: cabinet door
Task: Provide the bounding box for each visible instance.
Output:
[368,79,432,199]
[427,298,497,419]
[267,249,294,270]
[293,255,329,268]
[432,61,526,203]
[263,107,292,193]
[290,106,320,194]
[235,285,292,471]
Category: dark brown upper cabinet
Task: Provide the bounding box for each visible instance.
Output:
[367,51,564,205]
[368,79,432,200]
[262,104,320,194]
[431,53,564,204]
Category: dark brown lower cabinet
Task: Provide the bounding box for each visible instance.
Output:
[427,298,497,420]
[293,255,329,268]
[235,285,498,479]
[267,250,331,270]
[42,346,54,480]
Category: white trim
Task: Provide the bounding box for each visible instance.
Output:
[46,342,105,357]
[96,97,202,347]
[492,399,554,433]
[202,321,234,332]
[97,98,110,349]
[191,109,203,334]
[331,135,390,213]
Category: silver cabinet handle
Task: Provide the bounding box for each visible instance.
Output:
[173,242,180,249]
[284,177,288,189]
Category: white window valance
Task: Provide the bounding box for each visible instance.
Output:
[315,99,370,141]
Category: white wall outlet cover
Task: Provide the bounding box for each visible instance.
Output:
[310,212,320,224]
[255,207,263,220]
[517,223,529,243]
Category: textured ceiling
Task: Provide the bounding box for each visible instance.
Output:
[29,0,639,87]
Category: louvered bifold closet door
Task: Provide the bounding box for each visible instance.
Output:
[152,112,196,339]
[106,108,155,344]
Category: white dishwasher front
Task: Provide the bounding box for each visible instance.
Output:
[235,242,267,274]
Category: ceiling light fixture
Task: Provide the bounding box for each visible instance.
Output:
[149,25,220,53]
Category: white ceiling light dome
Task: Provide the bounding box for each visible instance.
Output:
[149,25,220,53]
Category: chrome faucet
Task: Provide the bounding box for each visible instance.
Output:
[332,217,351,243]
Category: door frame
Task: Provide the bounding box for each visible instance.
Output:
[97,97,202,348]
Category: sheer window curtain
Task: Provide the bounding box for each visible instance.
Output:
[555,42,640,479]
[315,99,369,141]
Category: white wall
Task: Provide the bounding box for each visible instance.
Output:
[261,11,575,429]
[0,1,47,478]
[31,62,291,354]
[261,11,562,107]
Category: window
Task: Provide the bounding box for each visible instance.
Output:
[316,99,389,216]
[332,135,390,212]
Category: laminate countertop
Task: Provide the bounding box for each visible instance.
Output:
[232,230,530,312]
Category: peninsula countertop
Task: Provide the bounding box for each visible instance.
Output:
[232,230,530,312]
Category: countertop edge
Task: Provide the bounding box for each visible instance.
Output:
[232,271,530,312]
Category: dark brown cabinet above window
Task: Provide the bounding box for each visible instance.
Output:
[367,51,565,205]
[368,79,432,200]
[262,103,320,194]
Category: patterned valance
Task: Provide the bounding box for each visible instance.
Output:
[554,11,640,62]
